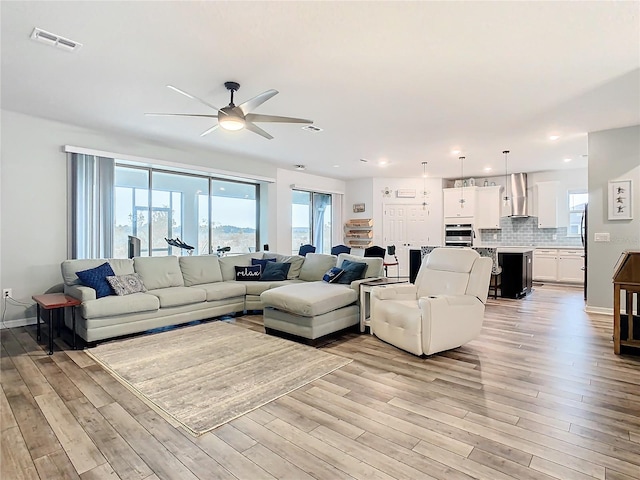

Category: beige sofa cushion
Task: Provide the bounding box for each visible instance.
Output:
[197,282,247,302]
[261,281,356,317]
[147,287,206,308]
[298,253,337,282]
[134,256,184,290]
[337,253,384,278]
[81,292,159,319]
[179,256,223,286]
[61,258,134,286]
[263,253,305,279]
[218,253,264,281]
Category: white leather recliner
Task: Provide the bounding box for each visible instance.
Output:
[370,248,492,356]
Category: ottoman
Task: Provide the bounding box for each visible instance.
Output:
[260,281,359,340]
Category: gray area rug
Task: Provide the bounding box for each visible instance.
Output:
[87,321,351,436]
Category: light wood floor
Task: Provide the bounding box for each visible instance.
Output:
[2,284,640,480]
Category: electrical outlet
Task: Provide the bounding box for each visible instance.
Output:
[493,234,498,240]
[3,288,12,298]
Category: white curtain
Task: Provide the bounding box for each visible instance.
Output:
[69,153,115,259]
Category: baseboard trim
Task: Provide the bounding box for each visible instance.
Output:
[585,306,613,316]
[1,316,37,329]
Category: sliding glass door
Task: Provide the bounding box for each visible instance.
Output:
[291,190,332,255]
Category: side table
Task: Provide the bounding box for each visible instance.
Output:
[32,293,81,355]
[359,278,408,333]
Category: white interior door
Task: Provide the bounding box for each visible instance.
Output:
[383,204,429,277]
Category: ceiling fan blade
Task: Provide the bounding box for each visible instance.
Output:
[166,85,227,115]
[145,113,218,118]
[245,113,313,124]
[238,89,278,115]
[200,124,220,137]
[244,121,274,140]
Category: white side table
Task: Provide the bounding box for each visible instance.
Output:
[359,278,408,333]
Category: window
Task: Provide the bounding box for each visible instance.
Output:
[568,190,588,236]
[292,190,332,254]
[113,165,258,257]
[211,179,258,254]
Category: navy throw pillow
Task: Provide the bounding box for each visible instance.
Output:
[235,265,262,281]
[336,260,367,284]
[251,258,277,272]
[260,262,292,281]
[322,267,345,283]
[76,262,116,298]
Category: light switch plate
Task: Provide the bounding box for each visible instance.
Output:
[594,232,610,242]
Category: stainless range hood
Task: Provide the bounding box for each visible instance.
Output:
[508,173,528,217]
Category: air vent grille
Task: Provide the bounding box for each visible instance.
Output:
[30,27,82,52]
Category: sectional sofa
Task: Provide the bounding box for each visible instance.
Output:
[61,251,383,343]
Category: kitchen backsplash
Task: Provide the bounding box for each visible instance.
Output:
[479,216,582,247]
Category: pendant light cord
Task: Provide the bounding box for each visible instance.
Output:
[459,157,465,207]
[503,150,510,202]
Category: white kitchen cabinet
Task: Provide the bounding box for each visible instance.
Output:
[558,249,584,283]
[536,181,561,228]
[533,249,558,281]
[443,187,476,220]
[476,186,502,229]
[533,248,584,283]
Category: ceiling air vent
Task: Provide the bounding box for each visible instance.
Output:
[30,27,82,52]
[302,125,323,132]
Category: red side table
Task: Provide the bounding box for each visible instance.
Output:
[32,294,81,355]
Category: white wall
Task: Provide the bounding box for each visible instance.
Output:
[587,125,640,312]
[0,110,343,322]
[345,177,444,247]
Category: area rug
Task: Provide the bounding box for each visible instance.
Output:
[87,321,351,436]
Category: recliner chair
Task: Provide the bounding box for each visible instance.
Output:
[370,247,492,356]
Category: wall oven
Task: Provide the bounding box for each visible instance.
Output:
[444,224,474,247]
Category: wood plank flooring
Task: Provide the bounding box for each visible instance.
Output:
[2,284,639,480]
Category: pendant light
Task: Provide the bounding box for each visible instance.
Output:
[459,156,466,209]
[421,161,428,210]
[502,150,510,207]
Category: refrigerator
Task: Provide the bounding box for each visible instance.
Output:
[581,204,588,300]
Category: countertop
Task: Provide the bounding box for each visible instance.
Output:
[497,247,535,254]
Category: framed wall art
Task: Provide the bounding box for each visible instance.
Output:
[353,203,365,213]
[608,179,633,220]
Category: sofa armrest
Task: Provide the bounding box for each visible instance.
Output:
[64,284,96,302]
[371,284,418,301]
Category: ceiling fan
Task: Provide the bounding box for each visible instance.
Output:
[146,81,313,140]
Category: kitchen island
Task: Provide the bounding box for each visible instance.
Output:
[498,247,534,298]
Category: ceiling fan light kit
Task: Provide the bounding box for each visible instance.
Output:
[147,81,313,140]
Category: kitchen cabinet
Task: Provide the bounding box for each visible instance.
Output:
[536,181,561,228]
[443,187,476,220]
[558,249,584,283]
[476,186,502,229]
[533,248,584,284]
[533,249,558,281]
[499,250,533,298]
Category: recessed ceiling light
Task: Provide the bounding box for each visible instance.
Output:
[451,149,461,155]
[359,158,368,163]
[302,125,323,132]
[563,158,572,162]
[333,164,340,168]
[294,164,306,170]
[549,135,560,141]
[484,167,492,172]
[378,160,388,166]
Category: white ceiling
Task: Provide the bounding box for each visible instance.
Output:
[2,2,639,180]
